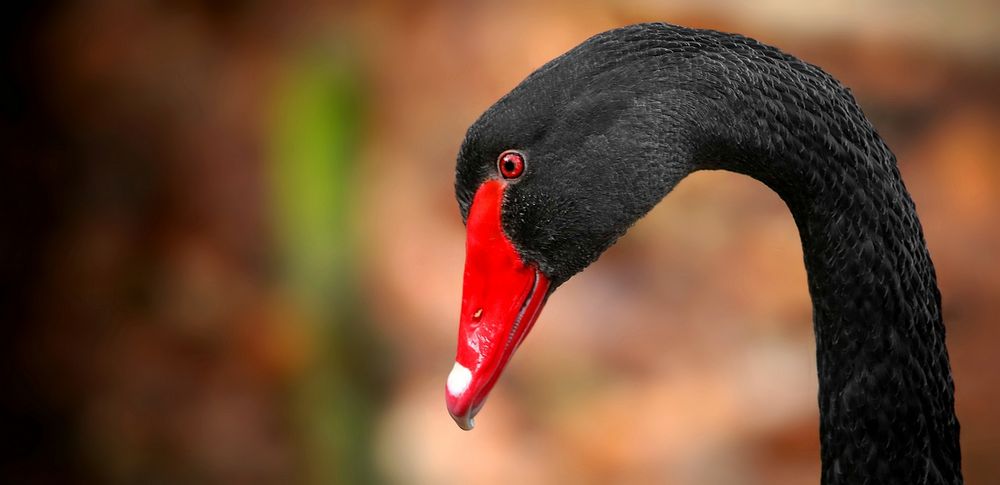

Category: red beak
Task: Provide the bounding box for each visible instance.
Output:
[446,180,551,430]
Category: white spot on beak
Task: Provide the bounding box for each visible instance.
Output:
[447,362,472,396]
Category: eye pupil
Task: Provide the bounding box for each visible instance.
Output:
[498,151,525,179]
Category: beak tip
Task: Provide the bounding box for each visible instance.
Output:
[451,412,476,431]
[446,362,478,430]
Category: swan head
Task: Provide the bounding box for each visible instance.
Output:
[447,24,697,430]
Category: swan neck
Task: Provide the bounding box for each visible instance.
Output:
[698,87,963,483]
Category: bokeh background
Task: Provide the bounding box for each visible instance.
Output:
[3,1,998,484]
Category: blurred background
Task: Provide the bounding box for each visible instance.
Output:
[3,1,998,484]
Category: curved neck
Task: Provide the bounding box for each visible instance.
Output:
[683,61,962,483]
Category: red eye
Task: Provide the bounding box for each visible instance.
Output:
[498,151,525,179]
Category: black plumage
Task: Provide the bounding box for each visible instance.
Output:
[454,23,962,484]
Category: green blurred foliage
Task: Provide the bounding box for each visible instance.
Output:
[271,47,385,484]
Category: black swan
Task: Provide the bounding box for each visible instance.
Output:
[445,23,962,484]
